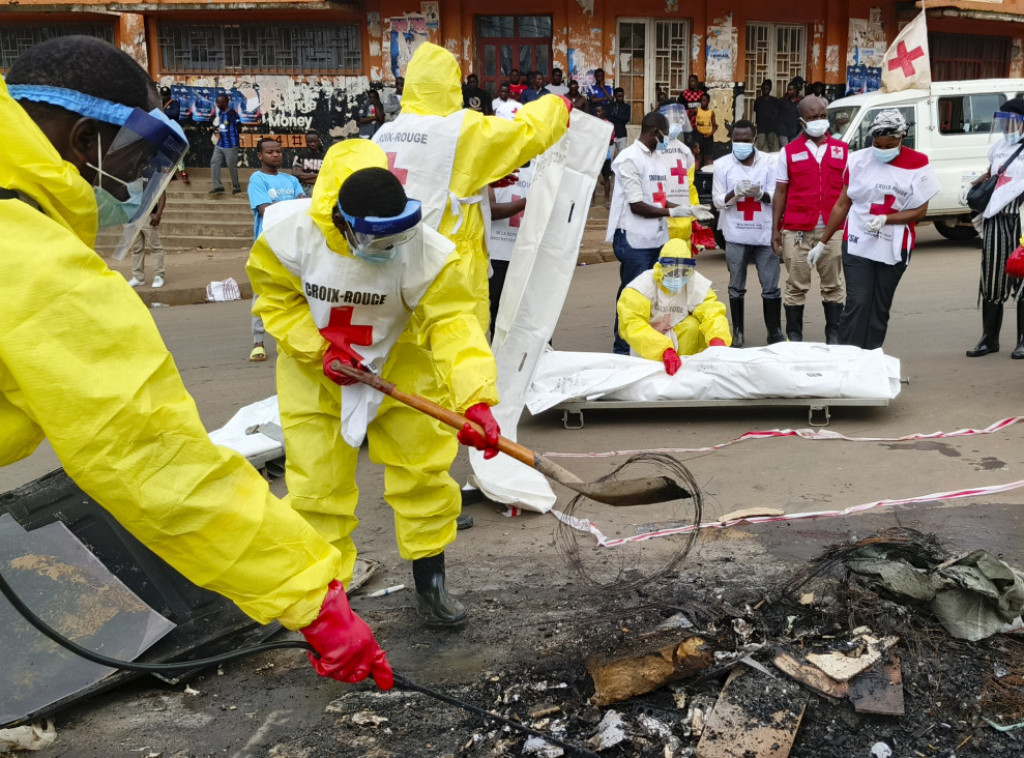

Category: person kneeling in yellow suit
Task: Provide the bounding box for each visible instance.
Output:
[246,140,500,628]
[617,238,732,375]
[2,36,390,688]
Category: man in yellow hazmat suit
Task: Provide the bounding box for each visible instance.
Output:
[1,36,391,689]
[373,42,571,331]
[246,140,500,628]
[617,238,731,375]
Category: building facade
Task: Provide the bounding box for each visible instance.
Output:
[3,0,1023,165]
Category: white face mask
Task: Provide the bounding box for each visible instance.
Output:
[802,118,830,138]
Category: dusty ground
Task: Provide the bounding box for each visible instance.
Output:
[3,227,1024,757]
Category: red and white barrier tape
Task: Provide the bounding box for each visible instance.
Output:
[552,478,1024,548]
[542,416,1023,459]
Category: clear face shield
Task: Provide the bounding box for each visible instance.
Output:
[337,199,423,262]
[659,102,692,140]
[659,257,696,293]
[7,85,189,260]
[991,111,1024,146]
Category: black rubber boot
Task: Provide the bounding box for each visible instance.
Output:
[412,553,468,628]
[763,298,785,344]
[784,304,804,342]
[729,297,744,347]
[823,302,844,345]
[966,300,1003,357]
[1013,299,1024,359]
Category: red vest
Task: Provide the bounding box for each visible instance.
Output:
[781,135,848,231]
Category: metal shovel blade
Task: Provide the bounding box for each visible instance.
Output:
[533,456,693,506]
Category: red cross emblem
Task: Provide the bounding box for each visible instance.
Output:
[653,182,668,208]
[321,306,373,364]
[385,152,408,185]
[997,173,1013,190]
[887,41,925,78]
[509,195,525,228]
[736,195,762,221]
[670,160,687,185]
[869,194,898,216]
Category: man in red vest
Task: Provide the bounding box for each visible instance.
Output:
[771,96,847,343]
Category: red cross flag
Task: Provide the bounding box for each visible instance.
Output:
[881,11,931,93]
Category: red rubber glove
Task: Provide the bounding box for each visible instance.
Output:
[662,347,682,376]
[301,580,394,690]
[708,338,727,347]
[457,403,501,459]
[490,171,519,188]
[557,95,573,128]
[319,307,372,386]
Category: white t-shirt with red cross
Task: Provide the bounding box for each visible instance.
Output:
[712,150,777,246]
[843,147,940,265]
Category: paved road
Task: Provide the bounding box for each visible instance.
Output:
[4,226,1024,756]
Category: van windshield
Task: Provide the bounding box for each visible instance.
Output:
[828,105,917,150]
[828,106,859,142]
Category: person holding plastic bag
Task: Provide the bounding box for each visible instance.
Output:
[814,109,939,350]
[1,36,391,689]
[247,140,500,629]
[617,238,731,375]
[966,98,1024,359]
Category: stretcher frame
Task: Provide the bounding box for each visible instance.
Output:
[555,395,891,429]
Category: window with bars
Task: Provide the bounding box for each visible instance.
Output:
[654,20,690,101]
[1,24,114,71]
[157,22,362,75]
[929,33,1012,82]
[744,22,805,120]
[475,16,552,95]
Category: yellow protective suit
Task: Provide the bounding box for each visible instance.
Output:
[0,79,343,630]
[390,42,569,331]
[246,141,498,583]
[617,240,732,358]
[667,163,700,242]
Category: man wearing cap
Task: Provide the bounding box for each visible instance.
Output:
[771,95,848,343]
[617,238,731,374]
[2,36,393,689]
[247,140,501,628]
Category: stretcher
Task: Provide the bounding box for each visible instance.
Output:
[527,344,904,430]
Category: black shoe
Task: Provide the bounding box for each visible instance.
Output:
[784,304,804,342]
[209,187,225,194]
[763,299,785,344]
[1013,299,1024,359]
[729,297,744,348]
[823,302,844,345]
[966,301,1003,357]
[412,553,468,628]
[231,187,242,195]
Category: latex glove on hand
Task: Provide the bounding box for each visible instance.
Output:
[490,172,519,188]
[320,317,368,386]
[734,180,753,197]
[669,205,694,218]
[662,347,682,376]
[690,204,714,222]
[708,338,727,347]
[557,95,573,127]
[747,183,762,198]
[301,580,394,689]
[807,242,827,267]
[865,214,887,233]
[457,403,501,459]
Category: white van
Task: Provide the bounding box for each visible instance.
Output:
[827,80,1024,240]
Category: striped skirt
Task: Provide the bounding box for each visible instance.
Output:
[980,195,1024,303]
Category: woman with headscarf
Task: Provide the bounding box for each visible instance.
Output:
[810,109,939,349]
[965,98,1024,359]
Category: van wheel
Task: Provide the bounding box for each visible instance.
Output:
[934,218,979,241]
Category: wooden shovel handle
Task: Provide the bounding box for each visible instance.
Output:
[333,363,538,467]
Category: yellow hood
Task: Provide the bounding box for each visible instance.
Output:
[309,140,390,253]
[401,42,463,117]
[0,78,98,247]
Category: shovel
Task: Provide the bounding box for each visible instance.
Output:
[333,363,692,507]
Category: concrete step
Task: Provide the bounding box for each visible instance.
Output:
[161,202,253,214]
[96,234,253,252]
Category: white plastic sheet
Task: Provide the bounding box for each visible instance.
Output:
[207,396,283,464]
[527,344,902,414]
[466,111,613,513]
